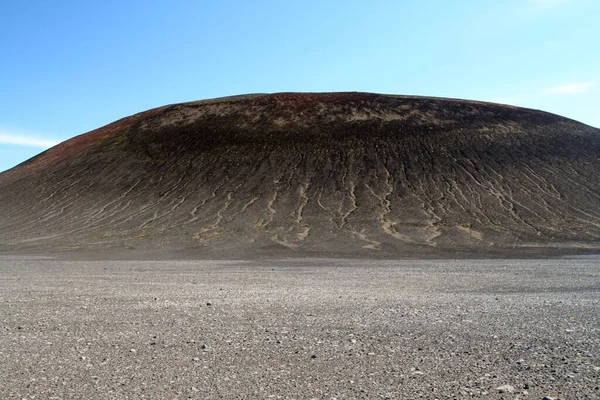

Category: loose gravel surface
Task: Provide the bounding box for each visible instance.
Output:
[0,257,599,399]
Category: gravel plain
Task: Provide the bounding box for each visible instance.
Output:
[0,256,599,399]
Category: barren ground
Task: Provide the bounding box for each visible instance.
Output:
[1,257,599,399]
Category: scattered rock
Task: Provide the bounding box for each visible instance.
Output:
[311,354,317,359]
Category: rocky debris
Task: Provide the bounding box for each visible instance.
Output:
[1,258,599,398]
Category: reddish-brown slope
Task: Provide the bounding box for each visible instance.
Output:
[0,106,167,184]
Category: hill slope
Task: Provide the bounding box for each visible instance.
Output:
[1,92,599,257]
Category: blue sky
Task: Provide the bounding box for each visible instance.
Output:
[1,0,598,172]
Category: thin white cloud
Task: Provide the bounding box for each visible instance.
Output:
[542,82,594,95]
[0,128,60,148]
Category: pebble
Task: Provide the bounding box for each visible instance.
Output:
[496,384,515,394]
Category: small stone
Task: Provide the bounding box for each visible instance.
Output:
[311,354,317,359]
[201,344,207,350]
[130,349,136,353]
[192,357,200,361]
[206,302,212,306]
[542,397,555,400]
[496,384,515,394]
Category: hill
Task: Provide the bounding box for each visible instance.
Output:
[1,92,599,257]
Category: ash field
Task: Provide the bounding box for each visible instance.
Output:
[1,257,599,399]
[1,93,600,398]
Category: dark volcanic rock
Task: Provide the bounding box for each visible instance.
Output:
[1,92,599,257]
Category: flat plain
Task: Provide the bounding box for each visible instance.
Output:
[1,257,599,399]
